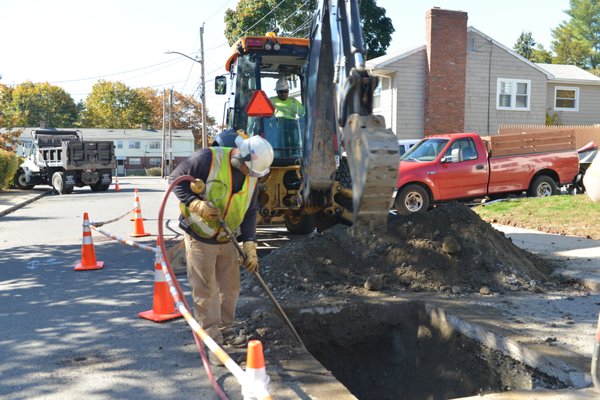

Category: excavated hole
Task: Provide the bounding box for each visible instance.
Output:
[293,300,565,400]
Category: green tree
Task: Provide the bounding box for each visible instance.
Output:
[0,84,14,128]
[514,31,554,63]
[551,0,600,69]
[531,44,555,63]
[6,82,78,128]
[224,0,394,59]
[83,81,151,128]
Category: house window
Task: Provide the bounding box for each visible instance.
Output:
[116,140,123,149]
[373,80,382,110]
[129,141,141,149]
[128,157,141,165]
[149,157,161,166]
[554,86,579,111]
[149,141,161,149]
[496,78,531,111]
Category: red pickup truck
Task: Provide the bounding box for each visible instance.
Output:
[394,132,579,214]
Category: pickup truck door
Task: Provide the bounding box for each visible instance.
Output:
[436,137,488,200]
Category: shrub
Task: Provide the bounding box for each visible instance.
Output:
[145,167,162,176]
[0,150,20,190]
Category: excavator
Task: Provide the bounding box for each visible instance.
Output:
[213,0,399,233]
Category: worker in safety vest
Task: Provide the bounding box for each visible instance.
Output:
[170,134,274,353]
[269,78,304,119]
[269,78,305,157]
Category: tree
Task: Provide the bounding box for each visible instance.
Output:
[83,81,151,128]
[136,87,216,146]
[0,84,14,128]
[4,82,78,128]
[514,31,554,63]
[551,0,600,69]
[224,0,394,59]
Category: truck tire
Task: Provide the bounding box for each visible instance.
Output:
[528,175,557,197]
[284,213,315,235]
[52,171,67,195]
[15,169,34,190]
[395,184,430,215]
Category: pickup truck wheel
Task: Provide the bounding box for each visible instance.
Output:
[528,175,557,197]
[284,213,315,235]
[52,172,67,195]
[395,184,430,215]
[15,169,34,190]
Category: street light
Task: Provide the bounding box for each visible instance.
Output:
[164,49,207,149]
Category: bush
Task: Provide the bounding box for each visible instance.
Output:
[145,167,162,176]
[0,150,20,190]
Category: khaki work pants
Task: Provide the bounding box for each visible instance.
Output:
[183,233,240,343]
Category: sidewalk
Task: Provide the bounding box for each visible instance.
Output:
[493,224,600,292]
[0,187,51,216]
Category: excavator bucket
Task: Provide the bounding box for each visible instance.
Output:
[343,114,399,226]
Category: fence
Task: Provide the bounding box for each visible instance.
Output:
[498,124,600,149]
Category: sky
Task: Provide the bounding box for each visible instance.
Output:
[0,0,572,123]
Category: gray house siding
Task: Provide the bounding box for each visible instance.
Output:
[378,49,427,139]
[465,32,547,135]
[546,83,600,125]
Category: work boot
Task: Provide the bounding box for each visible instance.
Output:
[221,328,248,348]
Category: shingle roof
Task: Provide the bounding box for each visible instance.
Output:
[536,63,600,85]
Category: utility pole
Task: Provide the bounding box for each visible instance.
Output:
[161,89,166,178]
[169,88,173,174]
[200,23,208,148]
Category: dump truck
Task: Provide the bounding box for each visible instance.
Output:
[212,0,399,233]
[15,128,116,194]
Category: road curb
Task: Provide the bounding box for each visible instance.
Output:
[0,190,51,217]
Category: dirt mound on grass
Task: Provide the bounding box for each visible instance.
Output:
[249,202,553,301]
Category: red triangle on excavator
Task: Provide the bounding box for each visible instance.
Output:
[246,90,275,117]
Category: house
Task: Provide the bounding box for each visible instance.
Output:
[367,7,600,139]
[15,127,195,175]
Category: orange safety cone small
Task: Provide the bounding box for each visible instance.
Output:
[74,212,104,271]
[130,189,151,237]
[114,175,120,191]
[243,340,271,400]
[138,251,182,322]
[130,188,146,221]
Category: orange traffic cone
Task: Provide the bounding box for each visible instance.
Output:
[130,189,151,237]
[114,175,120,191]
[74,212,104,271]
[243,340,271,400]
[138,250,182,322]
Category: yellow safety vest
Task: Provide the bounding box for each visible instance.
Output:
[180,148,257,242]
[270,97,305,120]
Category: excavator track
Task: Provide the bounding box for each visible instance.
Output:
[343,114,399,226]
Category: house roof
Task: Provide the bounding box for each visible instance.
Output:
[536,63,600,85]
[13,128,194,142]
[366,45,426,74]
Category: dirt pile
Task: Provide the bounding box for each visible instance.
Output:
[236,202,559,353]
[246,202,554,301]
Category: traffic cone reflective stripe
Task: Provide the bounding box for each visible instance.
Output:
[74,212,104,271]
[114,176,120,191]
[138,251,182,322]
[243,340,271,400]
[130,189,151,237]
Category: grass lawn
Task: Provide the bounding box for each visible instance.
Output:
[472,194,600,240]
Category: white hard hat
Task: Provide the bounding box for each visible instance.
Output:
[234,135,274,177]
[275,78,289,91]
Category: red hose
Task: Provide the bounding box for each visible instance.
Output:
[157,174,229,400]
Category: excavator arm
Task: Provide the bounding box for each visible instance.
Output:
[303,0,399,226]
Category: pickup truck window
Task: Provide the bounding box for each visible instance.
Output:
[401,138,448,162]
[443,138,478,161]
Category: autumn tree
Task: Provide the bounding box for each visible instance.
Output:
[551,0,600,69]
[2,82,78,128]
[83,81,151,128]
[224,0,394,59]
[136,87,216,146]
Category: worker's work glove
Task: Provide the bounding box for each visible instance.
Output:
[242,241,259,273]
[188,199,220,221]
[190,179,206,195]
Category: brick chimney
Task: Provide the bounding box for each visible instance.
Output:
[424,8,467,135]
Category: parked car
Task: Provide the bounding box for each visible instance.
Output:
[398,139,420,156]
[394,132,580,214]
